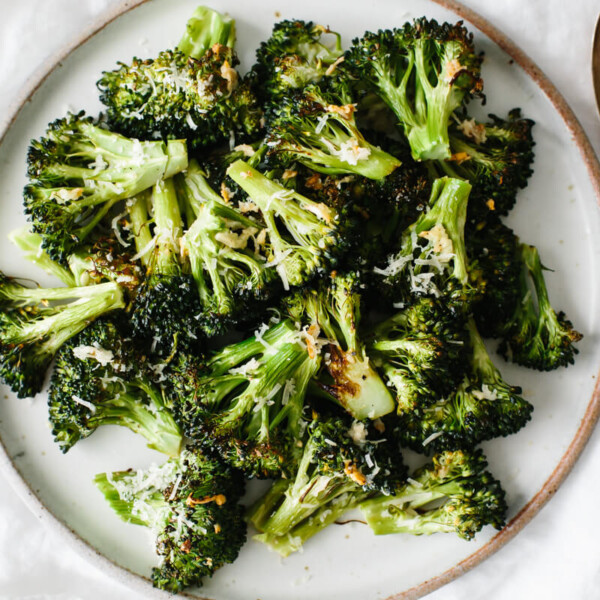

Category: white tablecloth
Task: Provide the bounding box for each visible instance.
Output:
[0,1,599,598]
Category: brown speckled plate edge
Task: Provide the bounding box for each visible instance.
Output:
[0,2,598,599]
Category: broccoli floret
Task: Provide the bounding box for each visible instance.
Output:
[436,110,535,222]
[368,297,467,415]
[48,318,182,456]
[345,20,483,161]
[67,236,143,290]
[247,415,406,556]
[359,449,506,540]
[375,177,473,311]
[177,5,236,60]
[94,445,246,593]
[98,40,261,146]
[130,178,204,354]
[265,83,401,180]
[397,319,533,452]
[499,243,582,370]
[466,220,522,338]
[171,319,319,478]
[252,19,343,103]
[0,272,125,398]
[24,112,187,264]
[285,272,395,420]
[8,227,76,287]
[227,160,347,288]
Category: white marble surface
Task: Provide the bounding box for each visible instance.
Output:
[0,1,599,598]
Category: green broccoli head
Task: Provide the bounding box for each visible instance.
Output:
[98,44,262,148]
[368,297,468,416]
[252,19,343,103]
[396,319,533,452]
[248,414,407,555]
[227,160,348,288]
[265,83,401,180]
[499,243,582,370]
[375,177,473,312]
[94,444,246,593]
[439,109,535,223]
[359,448,506,540]
[0,276,125,398]
[345,19,483,161]
[48,318,182,456]
[285,272,395,420]
[170,319,320,478]
[24,112,187,263]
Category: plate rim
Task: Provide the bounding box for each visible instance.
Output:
[0,1,599,599]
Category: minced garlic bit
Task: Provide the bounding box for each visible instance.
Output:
[51,188,84,203]
[282,169,298,181]
[326,103,356,120]
[325,56,345,76]
[186,493,227,507]
[215,227,257,249]
[220,59,238,94]
[347,421,368,444]
[240,170,253,179]
[238,200,259,213]
[419,224,454,256]
[486,199,495,211]
[220,182,231,203]
[449,152,471,164]
[457,118,487,144]
[343,461,367,486]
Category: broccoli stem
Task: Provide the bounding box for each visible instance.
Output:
[150,179,184,276]
[127,191,153,267]
[177,6,236,60]
[175,159,224,218]
[89,385,182,457]
[8,227,75,286]
[253,491,361,557]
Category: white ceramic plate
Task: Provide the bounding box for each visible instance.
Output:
[0,1,599,599]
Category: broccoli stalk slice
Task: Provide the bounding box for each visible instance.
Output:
[500,244,582,370]
[0,282,125,397]
[227,160,340,287]
[8,227,76,286]
[359,449,506,540]
[177,6,236,60]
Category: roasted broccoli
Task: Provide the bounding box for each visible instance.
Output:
[434,110,535,222]
[0,274,125,398]
[252,19,343,103]
[499,243,582,370]
[227,160,347,288]
[368,297,467,416]
[24,112,187,264]
[248,415,406,556]
[397,319,533,452]
[48,318,183,456]
[375,176,472,311]
[265,83,401,179]
[345,19,483,161]
[285,272,395,420]
[359,449,506,539]
[94,445,246,592]
[170,319,319,478]
[98,8,260,146]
